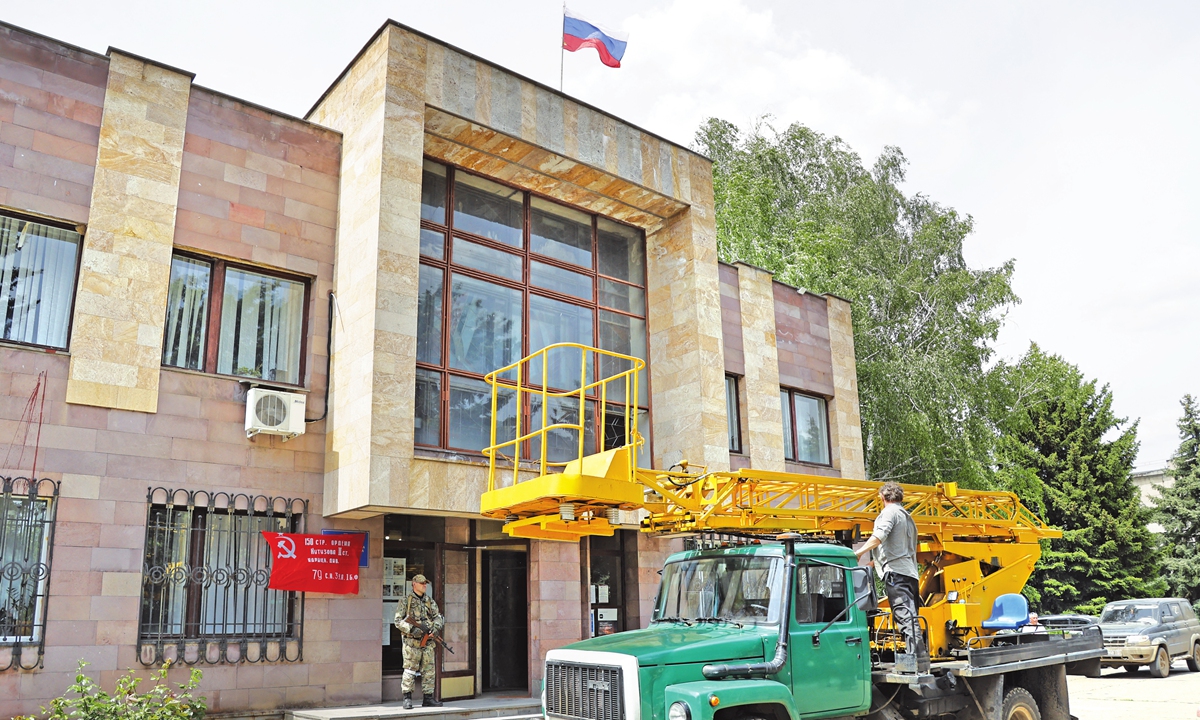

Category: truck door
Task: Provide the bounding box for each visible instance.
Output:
[788,564,869,715]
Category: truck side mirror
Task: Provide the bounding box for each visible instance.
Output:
[851,566,878,613]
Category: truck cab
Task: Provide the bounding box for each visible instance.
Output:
[544,542,871,720]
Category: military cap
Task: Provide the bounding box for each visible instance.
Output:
[412,574,429,584]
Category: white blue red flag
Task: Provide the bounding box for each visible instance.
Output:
[562,6,628,68]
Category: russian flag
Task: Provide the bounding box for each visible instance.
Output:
[563,7,628,68]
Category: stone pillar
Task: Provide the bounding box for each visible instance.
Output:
[528,539,583,691]
[826,295,866,479]
[735,263,785,472]
[645,156,727,472]
[65,52,191,413]
[631,534,683,629]
[308,26,427,516]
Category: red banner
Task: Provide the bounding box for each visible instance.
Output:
[262,532,365,594]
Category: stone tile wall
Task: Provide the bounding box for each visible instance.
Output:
[0,347,384,718]
[64,52,190,413]
[826,296,866,479]
[0,23,106,224]
[718,262,745,376]
[735,263,785,472]
[527,539,583,691]
[774,283,834,397]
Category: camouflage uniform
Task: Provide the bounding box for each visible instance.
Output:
[394,580,444,698]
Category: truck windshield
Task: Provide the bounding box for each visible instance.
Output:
[653,555,784,626]
[1100,605,1159,624]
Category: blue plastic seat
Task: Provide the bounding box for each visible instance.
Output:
[981,593,1030,630]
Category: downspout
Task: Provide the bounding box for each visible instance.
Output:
[701,533,800,679]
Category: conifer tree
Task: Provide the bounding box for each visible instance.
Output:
[994,345,1164,613]
[1154,395,1200,609]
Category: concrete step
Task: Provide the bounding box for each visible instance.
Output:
[285,695,542,720]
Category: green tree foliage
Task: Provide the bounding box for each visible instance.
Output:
[1154,395,1200,607]
[695,118,1017,487]
[993,345,1164,613]
[17,660,206,720]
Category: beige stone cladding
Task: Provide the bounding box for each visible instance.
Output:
[64,51,191,413]
[308,21,726,515]
[826,295,866,479]
[0,24,108,224]
[644,158,728,472]
[718,263,745,375]
[734,262,785,472]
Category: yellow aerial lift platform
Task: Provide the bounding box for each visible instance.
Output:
[479,344,1062,657]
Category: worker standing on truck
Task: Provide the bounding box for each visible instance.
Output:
[854,481,929,672]
[394,574,444,708]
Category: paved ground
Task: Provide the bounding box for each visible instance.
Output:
[1067,661,1200,720]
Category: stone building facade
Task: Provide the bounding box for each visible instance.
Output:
[0,19,864,717]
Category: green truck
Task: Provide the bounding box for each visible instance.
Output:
[543,538,1104,720]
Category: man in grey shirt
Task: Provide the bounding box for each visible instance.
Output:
[855,481,927,671]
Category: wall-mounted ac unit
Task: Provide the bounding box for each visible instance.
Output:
[245,388,306,440]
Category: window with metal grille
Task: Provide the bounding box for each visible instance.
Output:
[137,488,306,665]
[0,477,58,671]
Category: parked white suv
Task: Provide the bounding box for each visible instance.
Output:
[1099,598,1200,677]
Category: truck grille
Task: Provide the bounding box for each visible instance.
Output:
[1104,637,1127,647]
[545,661,624,720]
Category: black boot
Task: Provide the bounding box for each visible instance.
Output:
[403,692,412,710]
[422,696,442,707]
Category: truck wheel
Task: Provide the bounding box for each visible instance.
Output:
[1149,646,1171,678]
[1185,642,1200,672]
[1122,664,1141,673]
[1001,687,1041,720]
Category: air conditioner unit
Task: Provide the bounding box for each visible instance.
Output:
[245,388,306,440]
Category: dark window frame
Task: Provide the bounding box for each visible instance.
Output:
[725,374,743,454]
[0,208,84,353]
[781,386,833,467]
[162,250,313,389]
[136,488,307,666]
[416,159,653,462]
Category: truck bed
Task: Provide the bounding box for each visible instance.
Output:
[871,627,1105,683]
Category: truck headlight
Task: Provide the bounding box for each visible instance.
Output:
[1126,635,1150,645]
[668,701,692,720]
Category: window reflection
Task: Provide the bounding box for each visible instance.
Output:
[448,274,522,377]
[449,375,516,452]
[531,197,592,267]
[454,173,523,247]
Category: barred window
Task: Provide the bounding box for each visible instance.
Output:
[138,489,306,665]
[0,477,58,671]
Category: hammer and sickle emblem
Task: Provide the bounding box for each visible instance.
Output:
[275,536,297,559]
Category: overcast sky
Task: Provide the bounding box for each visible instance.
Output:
[9,1,1197,470]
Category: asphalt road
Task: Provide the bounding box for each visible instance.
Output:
[1067,661,1200,720]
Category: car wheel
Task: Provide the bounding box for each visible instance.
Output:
[1122,664,1141,673]
[1149,646,1171,678]
[1001,687,1041,720]
[1187,642,1200,673]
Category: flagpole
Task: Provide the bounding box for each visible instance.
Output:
[559,2,565,92]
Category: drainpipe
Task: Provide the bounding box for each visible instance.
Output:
[701,533,800,679]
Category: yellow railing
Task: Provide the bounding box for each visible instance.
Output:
[482,343,646,493]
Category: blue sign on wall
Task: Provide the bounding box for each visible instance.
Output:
[321,530,370,567]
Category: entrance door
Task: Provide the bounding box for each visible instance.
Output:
[788,564,869,714]
[483,550,528,691]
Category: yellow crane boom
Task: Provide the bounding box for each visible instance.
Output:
[479,344,1061,657]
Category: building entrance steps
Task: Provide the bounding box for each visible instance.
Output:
[284,695,542,720]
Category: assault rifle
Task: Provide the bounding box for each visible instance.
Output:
[404,616,455,654]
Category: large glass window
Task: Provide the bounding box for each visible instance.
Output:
[137,489,304,665]
[0,214,82,350]
[781,388,831,465]
[417,161,651,458]
[161,253,309,386]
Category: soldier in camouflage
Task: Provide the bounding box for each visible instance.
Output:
[394,573,444,708]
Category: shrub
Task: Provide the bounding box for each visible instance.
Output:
[18,660,206,720]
